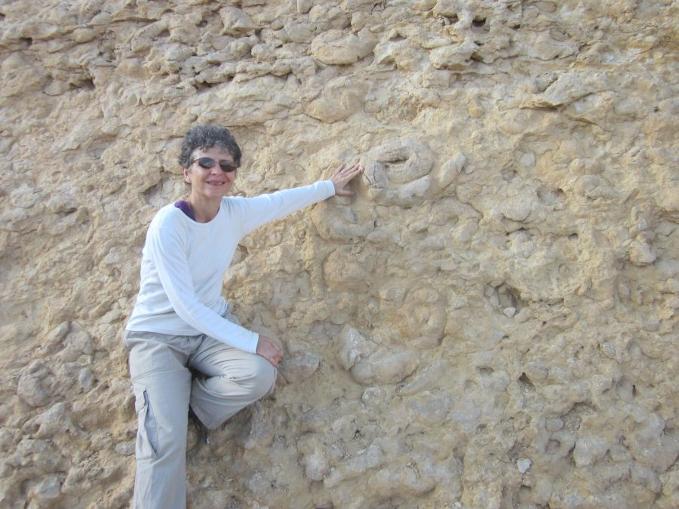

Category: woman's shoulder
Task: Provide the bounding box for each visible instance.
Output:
[149,202,186,230]
[220,194,249,212]
[222,192,248,203]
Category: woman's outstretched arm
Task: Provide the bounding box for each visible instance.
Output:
[233,162,364,237]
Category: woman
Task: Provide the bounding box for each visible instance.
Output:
[124,124,363,509]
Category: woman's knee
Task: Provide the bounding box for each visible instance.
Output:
[245,356,277,399]
[222,355,276,400]
[200,354,277,402]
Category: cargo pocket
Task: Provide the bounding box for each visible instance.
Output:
[133,386,158,460]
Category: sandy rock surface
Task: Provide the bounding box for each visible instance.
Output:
[0,0,677,508]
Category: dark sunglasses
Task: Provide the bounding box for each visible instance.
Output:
[191,157,239,172]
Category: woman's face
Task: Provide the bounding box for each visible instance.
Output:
[182,146,238,200]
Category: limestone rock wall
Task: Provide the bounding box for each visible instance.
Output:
[1,1,678,508]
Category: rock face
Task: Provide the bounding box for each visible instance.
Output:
[0,1,677,508]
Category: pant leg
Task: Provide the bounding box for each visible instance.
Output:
[188,335,277,430]
[125,331,197,509]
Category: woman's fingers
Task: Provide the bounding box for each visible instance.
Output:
[343,163,364,183]
[344,162,362,174]
[336,162,361,175]
[336,162,363,181]
[330,161,364,196]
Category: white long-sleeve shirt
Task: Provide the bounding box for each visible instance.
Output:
[125,180,336,353]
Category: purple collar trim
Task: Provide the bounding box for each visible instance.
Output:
[174,200,196,221]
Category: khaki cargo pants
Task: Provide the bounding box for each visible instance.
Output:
[124,324,276,509]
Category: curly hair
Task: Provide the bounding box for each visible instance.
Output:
[178,124,242,168]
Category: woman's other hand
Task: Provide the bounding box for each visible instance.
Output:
[256,335,284,367]
[330,162,364,196]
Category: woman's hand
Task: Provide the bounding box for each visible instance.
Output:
[256,335,283,367]
[330,162,364,196]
